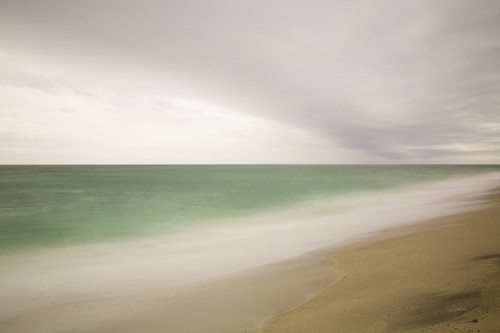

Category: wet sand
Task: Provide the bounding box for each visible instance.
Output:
[263,192,500,332]
[0,245,339,333]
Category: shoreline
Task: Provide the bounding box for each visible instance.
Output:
[262,191,500,332]
[1,188,499,332]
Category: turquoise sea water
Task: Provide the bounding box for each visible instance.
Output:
[1,164,499,250]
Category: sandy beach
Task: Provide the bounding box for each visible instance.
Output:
[263,191,500,332]
[1,186,499,333]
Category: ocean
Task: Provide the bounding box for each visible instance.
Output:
[1,164,499,250]
[1,165,499,330]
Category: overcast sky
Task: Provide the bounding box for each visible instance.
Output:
[0,0,499,164]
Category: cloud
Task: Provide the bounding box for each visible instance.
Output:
[0,54,337,164]
[0,0,499,163]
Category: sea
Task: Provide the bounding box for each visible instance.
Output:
[1,164,499,331]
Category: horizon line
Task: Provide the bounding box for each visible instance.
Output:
[1,163,499,167]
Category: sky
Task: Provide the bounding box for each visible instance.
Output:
[0,0,499,164]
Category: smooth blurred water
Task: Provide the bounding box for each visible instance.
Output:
[0,164,499,250]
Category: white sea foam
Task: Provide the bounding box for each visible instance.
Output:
[0,172,499,324]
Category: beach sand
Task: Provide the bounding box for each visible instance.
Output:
[263,191,500,332]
